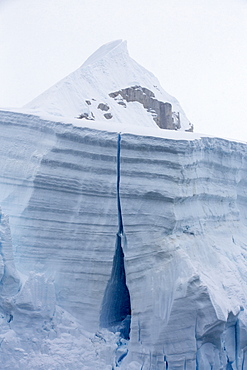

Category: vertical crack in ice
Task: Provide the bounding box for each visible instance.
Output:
[100,133,131,340]
[117,133,123,236]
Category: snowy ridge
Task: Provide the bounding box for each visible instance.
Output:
[1,109,247,368]
[24,40,191,131]
[82,39,124,67]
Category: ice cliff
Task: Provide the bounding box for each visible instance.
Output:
[1,41,247,369]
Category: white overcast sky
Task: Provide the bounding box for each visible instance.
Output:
[1,0,247,141]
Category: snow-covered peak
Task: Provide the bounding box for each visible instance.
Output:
[82,39,126,67]
[25,40,192,131]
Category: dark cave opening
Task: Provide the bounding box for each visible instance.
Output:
[100,232,131,340]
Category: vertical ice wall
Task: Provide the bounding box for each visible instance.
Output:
[119,133,247,369]
[0,111,121,333]
[1,111,247,368]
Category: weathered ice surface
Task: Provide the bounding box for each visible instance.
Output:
[1,108,247,369]
[119,134,247,369]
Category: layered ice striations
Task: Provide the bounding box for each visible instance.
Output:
[1,110,247,368]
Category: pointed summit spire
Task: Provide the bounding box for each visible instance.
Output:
[82,40,127,67]
[24,41,191,131]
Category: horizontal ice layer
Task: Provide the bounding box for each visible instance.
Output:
[1,110,247,368]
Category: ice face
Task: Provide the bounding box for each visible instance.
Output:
[1,109,247,368]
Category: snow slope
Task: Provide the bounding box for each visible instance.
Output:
[24,40,191,131]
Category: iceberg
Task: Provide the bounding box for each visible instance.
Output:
[0,40,247,369]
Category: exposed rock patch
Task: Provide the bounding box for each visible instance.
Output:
[104,113,113,119]
[117,101,127,108]
[97,103,110,111]
[78,112,95,120]
[185,123,194,132]
[109,86,182,130]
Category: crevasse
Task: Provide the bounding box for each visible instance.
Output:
[99,134,131,340]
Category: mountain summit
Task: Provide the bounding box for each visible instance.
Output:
[25,40,192,131]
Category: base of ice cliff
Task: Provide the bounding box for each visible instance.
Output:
[1,109,247,369]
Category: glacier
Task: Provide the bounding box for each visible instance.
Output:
[1,40,247,369]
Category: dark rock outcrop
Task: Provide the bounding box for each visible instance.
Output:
[109,86,181,130]
[78,112,95,120]
[97,103,110,111]
[104,113,113,119]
